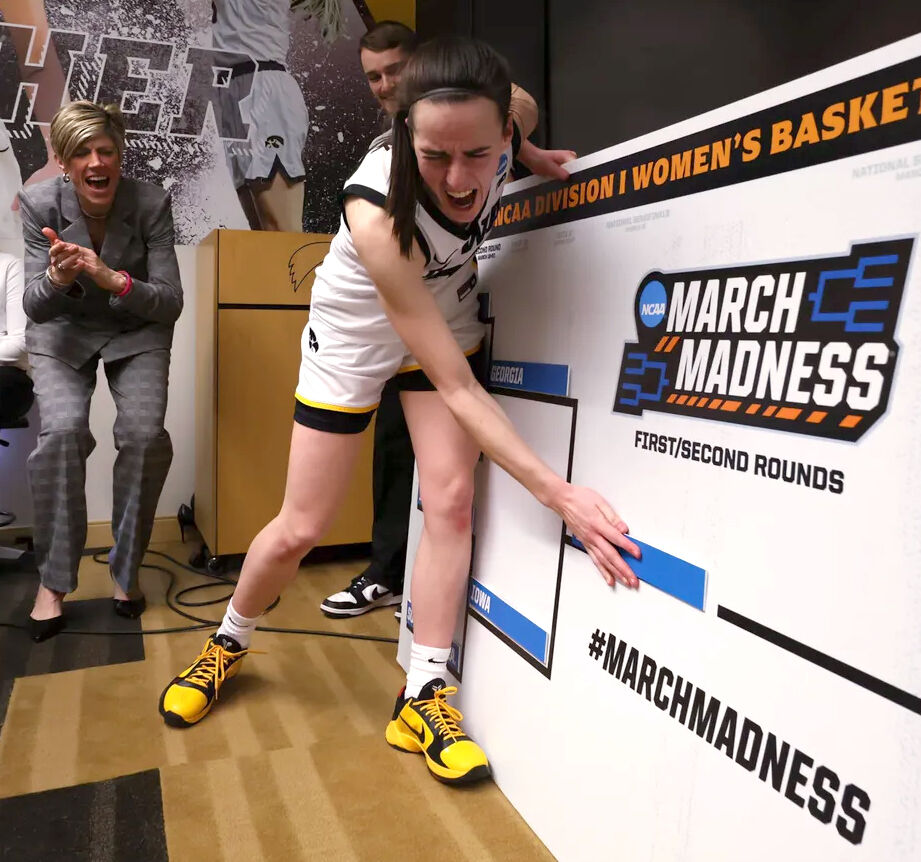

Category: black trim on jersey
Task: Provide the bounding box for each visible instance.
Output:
[414,228,432,264]
[419,187,480,240]
[342,183,386,208]
[340,183,386,231]
[339,182,431,263]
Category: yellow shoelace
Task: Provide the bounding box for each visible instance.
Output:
[416,686,466,742]
[185,641,251,698]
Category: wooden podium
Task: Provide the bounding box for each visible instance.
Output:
[194,229,373,558]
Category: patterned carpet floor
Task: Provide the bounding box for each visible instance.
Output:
[0,539,553,861]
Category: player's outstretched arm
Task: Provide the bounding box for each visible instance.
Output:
[346,196,640,588]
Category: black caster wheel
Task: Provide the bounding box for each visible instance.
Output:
[206,555,225,575]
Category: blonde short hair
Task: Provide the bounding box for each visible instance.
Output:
[50,101,126,164]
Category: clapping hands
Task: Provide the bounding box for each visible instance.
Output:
[43,227,123,293]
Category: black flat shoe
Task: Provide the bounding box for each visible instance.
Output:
[113,595,146,619]
[29,614,65,643]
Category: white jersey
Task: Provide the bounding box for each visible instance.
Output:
[212,0,289,64]
[0,123,22,240]
[309,132,516,344]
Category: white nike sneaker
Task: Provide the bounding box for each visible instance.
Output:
[320,572,403,618]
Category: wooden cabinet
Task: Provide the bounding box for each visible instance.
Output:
[195,229,373,556]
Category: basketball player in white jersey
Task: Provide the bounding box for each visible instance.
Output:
[0,122,21,239]
[320,20,552,620]
[212,0,309,232]
[160,37,640,786]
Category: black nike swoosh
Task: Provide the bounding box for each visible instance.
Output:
[401,716,426,744]
[431,249,459,268]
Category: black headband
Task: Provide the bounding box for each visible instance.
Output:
[408,86,480,107]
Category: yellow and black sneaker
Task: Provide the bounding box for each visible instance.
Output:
[158,633,248,728]
[385,678,491,784]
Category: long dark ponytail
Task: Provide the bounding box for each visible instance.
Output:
[387,37,511,258]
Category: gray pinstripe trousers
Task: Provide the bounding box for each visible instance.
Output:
[27,349,173,594]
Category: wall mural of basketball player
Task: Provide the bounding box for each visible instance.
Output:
[0,0,67,238]
[0,99,21,239]
[0,0,400,242]
[212,0,310,232]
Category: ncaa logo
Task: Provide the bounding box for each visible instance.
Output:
[638,279,667,327]
[496,153,509,176]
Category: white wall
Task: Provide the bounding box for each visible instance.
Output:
[0,243,197,529]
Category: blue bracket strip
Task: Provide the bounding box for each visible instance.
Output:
[468,578,549,662]
[568,535,706,610]
[489,360,570,396]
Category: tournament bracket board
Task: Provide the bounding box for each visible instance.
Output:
[396,33,921,862]
[398,364,580,679]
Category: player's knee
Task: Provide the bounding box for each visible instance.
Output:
[422,473,474,533]
[273,518,322,561]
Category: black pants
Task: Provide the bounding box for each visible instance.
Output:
[367,377,415,593]
[367,348,487,592]
[0,366,34,425]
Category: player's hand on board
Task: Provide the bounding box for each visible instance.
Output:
[558,484,640,588]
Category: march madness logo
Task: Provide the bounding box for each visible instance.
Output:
[612,240,911,441]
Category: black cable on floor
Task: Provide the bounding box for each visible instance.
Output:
[0,546,399,644]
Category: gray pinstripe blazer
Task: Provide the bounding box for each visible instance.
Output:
[18,176,183,369]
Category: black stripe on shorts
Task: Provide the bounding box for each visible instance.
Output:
[395,348,486,391]
[294,400,375,434]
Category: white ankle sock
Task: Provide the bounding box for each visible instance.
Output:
[216,599,260,649]
[406,642,450,698]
